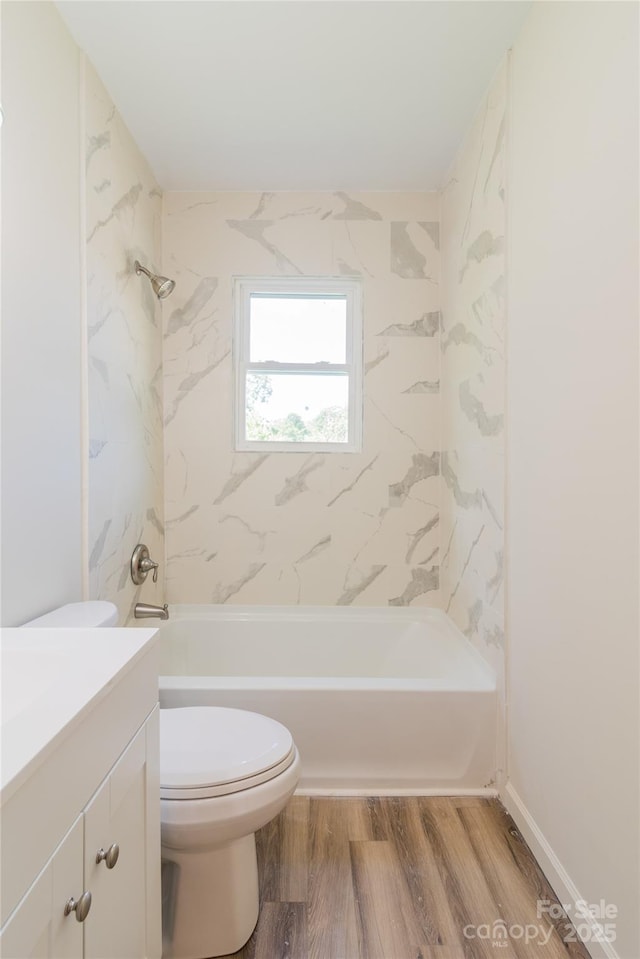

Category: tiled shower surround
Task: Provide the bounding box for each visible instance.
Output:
[162,192,442,606]
[440,60,507,671]
[84,57,506,633]
[85,63,165,622]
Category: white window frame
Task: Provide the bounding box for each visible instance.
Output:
[233,276,363,453]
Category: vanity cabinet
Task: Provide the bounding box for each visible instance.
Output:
[0,817,84,958]
[83,722,150,959]
[0,629,161,959]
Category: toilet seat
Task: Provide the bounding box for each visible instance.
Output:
[160,706,296,800]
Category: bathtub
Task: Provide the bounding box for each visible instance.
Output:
[158,606,497,795]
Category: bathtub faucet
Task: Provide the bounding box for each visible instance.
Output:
[134,602,169,620]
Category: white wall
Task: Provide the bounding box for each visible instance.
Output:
[1,2,83,624]
[1,2,165,626]
[506,4,639,958]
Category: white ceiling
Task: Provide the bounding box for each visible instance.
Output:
[56,1,531,192]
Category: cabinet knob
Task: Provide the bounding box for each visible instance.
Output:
[64,891,92,922]
[96,842,120,869]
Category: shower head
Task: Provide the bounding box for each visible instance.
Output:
[134,260,176,299]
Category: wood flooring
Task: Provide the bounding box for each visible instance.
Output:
[222,796,593,959]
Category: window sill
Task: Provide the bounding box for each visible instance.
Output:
[235,440,362,454]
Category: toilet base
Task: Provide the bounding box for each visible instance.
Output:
[161,833,259,959]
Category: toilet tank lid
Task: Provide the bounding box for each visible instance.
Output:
[23,601,118,628]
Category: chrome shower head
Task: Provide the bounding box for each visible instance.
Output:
[134,260,176,299]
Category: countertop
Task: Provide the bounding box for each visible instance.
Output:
[0,626,158,803]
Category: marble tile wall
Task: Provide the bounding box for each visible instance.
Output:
[440,60,507,680]
[162,192,441,605]
[85,62,164,622]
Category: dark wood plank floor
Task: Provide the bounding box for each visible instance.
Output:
[222,797,593,959]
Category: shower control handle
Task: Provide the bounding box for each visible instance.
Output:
[139,556,158,583]
[130,544,160,586]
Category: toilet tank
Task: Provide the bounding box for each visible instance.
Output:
[23,601,118,628]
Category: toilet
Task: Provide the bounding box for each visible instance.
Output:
[159,706,300,959]
[23,600,119,627]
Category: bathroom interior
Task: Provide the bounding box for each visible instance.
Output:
[1,1,638,958]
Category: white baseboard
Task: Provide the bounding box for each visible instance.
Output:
[502,783,620,959]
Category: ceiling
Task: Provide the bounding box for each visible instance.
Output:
[56,1,531,192]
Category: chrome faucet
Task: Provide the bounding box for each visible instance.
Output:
[134,602,169,621]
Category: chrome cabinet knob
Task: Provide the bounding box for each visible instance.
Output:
[64,891,92,922]
[96,842,120,869]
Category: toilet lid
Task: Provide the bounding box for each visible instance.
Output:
[159,707,295,800]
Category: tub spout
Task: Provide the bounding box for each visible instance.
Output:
[134,602,169,620]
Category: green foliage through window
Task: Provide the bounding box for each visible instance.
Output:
[245,373,348,443]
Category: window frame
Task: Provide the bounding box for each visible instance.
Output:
[233,276,363,453]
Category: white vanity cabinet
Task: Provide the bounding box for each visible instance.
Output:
[83,718,155,959]
[0,627,161,959]
[0,816,84,959]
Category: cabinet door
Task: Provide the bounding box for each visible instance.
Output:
[0,816,83,959]
[144,707,162,959]
[83,727,147,959]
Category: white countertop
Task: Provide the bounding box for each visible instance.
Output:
[0,626,158,802]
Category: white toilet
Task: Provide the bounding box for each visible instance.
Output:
[23,600,119,627]
[159,706,300,959]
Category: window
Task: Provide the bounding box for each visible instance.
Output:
[233,277,363,452]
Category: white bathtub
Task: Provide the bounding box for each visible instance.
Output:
[158,606,497,795]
